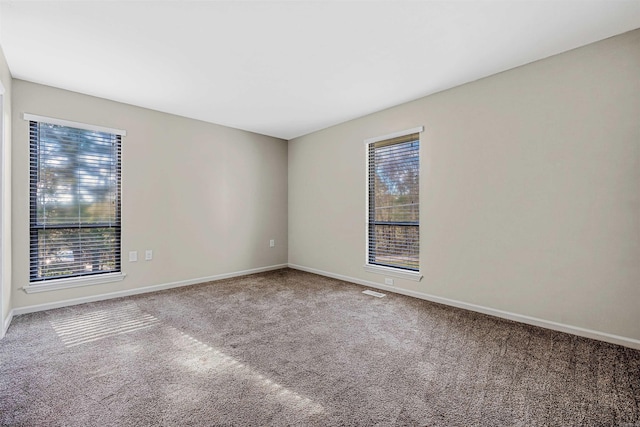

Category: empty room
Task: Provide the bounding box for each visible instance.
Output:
[0,1,639,425]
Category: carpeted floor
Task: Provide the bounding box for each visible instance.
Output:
[1,268,639,426]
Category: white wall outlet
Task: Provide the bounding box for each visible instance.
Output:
[145,250,153,261]
[384,278,394,286]
[129,251,138,262]
[269,239,275,248]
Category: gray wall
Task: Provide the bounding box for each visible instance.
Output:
[288,30,640,342]
[12,80,288,308]
[0,44,11,330]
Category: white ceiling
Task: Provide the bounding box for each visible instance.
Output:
[1,1,639,140]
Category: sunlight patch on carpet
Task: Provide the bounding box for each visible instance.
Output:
[49,303,161,347]
[168,327,325,415]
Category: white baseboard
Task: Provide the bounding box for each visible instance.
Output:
[2,309,14,338]
[10,264,288,318]
[288,263,640,350]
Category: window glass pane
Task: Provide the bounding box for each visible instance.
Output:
[34,228,120,279]
[36,123,118,225]
[372,224,419,270]
[374,140,419,222]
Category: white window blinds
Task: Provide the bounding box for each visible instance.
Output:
[367,131,420,271]
[29,119,122,283]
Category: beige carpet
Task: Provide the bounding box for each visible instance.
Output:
[1,268,639,426]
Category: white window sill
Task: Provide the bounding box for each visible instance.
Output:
[23,272,127,293]
[364,264,422,281]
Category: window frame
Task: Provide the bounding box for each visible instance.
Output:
[23,114,127,293]
[364,126,423,282]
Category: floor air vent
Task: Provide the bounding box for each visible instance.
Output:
[362,290,386,298]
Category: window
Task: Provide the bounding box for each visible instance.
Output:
[366,127,422,279]
[27,114,125,289]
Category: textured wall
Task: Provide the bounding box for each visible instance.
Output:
[288,29,640,341]
[12,80,288,308]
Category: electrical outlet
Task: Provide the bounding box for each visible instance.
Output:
[145,250,153,261]
[384,278,394,286]
[129,251,138,262]
[269,239,275,248]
